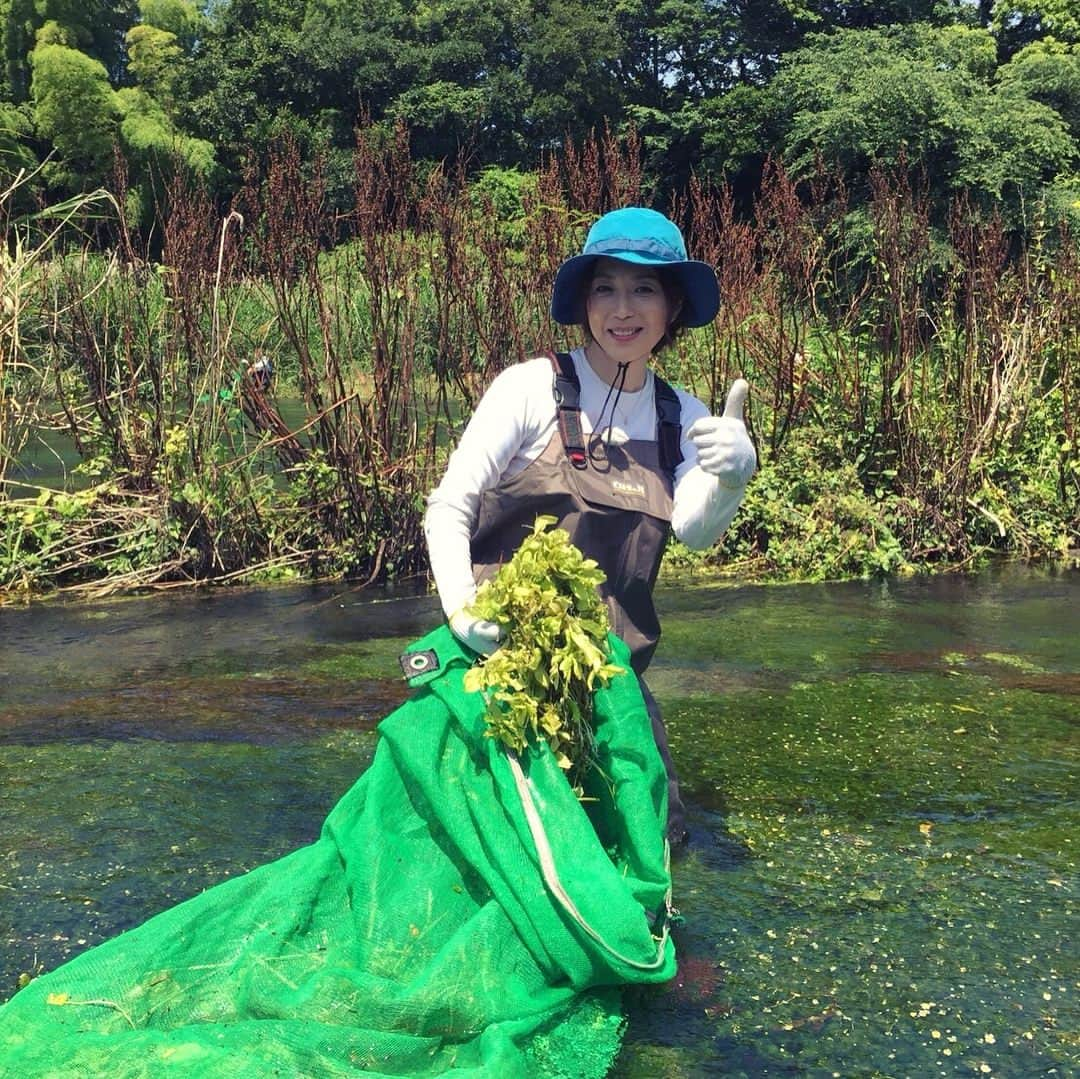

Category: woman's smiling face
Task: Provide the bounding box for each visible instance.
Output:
[584,257,677,369]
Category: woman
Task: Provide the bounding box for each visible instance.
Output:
[424,206,756,841]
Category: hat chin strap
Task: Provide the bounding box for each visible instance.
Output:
[590,361,631,459]
[584,341,650,392]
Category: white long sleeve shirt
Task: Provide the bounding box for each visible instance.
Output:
[424,348,749,618]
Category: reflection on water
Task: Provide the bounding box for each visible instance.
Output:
[1,566,1077,1076]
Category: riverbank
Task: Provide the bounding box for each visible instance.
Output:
[3,140,1077,601]
[2,465,1079,608]
[3,455,1076,604]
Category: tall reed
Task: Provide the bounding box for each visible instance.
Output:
[1,126,1076,598]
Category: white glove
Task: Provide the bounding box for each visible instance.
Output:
[449,609,503,656]
[684,379,757,489]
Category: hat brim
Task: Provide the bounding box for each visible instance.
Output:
[550,252,720,328]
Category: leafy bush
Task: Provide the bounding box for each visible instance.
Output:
[710,426,915,581]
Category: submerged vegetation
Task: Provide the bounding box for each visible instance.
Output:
[0,124,1078,600]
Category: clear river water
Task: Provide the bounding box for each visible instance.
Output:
[0,566,1076,1077]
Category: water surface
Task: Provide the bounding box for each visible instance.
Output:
[1,567,1076,1076]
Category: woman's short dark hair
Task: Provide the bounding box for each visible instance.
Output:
[577,265,688,355]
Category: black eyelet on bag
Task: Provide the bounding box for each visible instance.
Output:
[398,649,439,679]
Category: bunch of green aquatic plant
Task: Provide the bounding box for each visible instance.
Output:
[463,516,623,787]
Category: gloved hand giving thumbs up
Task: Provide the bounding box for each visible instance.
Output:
[684,379,757,490]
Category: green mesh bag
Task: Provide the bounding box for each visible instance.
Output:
[0,626,675,1078]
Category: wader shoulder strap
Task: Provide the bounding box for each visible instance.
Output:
[549,351,588,470]
[550,352,684,476]
[653,375,684,476]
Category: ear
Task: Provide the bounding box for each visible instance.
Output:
[668,297,683,326]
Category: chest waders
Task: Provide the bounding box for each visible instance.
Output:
[471,352,688,836]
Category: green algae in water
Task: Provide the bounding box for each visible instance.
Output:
[0,732,377,993]
[615,645,1078,1074]
[981,651,1048,674]
[292,636,415,681]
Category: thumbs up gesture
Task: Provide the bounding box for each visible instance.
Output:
[684,379,757,489]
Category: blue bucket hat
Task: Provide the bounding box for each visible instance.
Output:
[550,207,720,328]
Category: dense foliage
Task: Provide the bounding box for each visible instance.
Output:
[1,125,1075,600]
[0,5,1078,600]
[0,1,1078,225]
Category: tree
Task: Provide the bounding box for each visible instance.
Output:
[116,84,213,184]
[24,0,211,205]
[379,0,507,160]
[138,0,199,42]
[638,81,785,199]
[610,0,970,198]
[33,0,139,82]
[117,0,213,225]
[126,0,200,107]
[1,0,37,101]
[517,0,622,149]
[182,0,371,185]
[999,38,1080,140]
[993,0,1080,58]
[770,23,1076,214]
[29,35,117,186]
